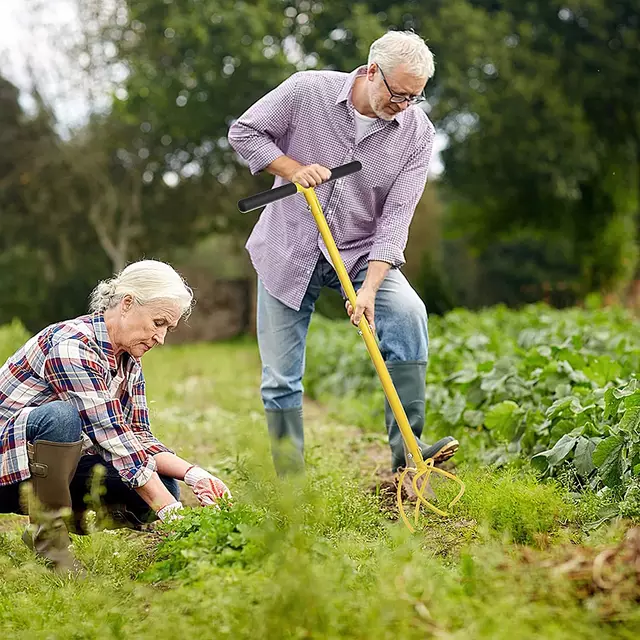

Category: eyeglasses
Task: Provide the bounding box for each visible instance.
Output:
[377,66,425,105]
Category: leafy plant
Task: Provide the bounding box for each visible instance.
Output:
[306,304,640,511]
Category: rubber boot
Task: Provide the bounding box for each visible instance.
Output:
[265,407,305,476]
[21,439,84,575]
[385,361,458,471]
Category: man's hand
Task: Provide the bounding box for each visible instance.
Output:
[345,286,376,333]
[289,164,332,188]
[184,465,232,507]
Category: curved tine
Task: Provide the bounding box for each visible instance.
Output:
[396,466,415,533]
[412,465,433,525]
[427,466,466,508]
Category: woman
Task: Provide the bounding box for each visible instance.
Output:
[0,259,231,574]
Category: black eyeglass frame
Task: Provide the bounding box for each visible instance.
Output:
[377,65,426,105]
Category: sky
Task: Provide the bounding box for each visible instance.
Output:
[0,0,88,126]
[0,0,446,173]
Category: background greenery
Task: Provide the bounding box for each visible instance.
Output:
[1,0,639,331]
[1,311,640,638]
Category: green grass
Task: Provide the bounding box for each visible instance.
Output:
[1,338,640,638]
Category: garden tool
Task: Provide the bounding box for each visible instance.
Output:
[238,161,465,532]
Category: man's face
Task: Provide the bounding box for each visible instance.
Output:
[366,63,427,121]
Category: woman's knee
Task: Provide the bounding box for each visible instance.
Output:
[26,401,83,443]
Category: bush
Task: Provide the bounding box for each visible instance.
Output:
[0,319,30,365]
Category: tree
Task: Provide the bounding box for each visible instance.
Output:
[420,0,639,294]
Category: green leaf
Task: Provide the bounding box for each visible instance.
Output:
[613,380,639,399]
[574,437,597,476]
[484,400,520,440]
[463,409,484,427]
[624,392,640,408]
[619,406,640,434]
[584,356,622,386]
[593,435,625,489]
[546,396,583,419]
[604,387,623,419]
[546,434,578,466]
[448,368,478,384]
[531,451,551,473]
[480,358,515,392]
[440,392,467,426]
[549,419,576,442]
[531,435,577,472]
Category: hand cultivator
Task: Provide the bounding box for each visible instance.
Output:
[238,162,465,532]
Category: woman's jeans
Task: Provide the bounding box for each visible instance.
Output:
[0,401,179,522]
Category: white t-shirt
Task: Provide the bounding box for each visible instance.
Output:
[353,109,378,144]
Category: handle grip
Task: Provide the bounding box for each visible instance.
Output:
[237,161,362,213]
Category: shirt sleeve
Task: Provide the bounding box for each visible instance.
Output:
[368,132,434,267]
[43,339,155,488]
[227,72,302,175]
[129,370,174,456]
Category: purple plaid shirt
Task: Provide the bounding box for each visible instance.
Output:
[0,314,172,488]
[228,66,435,311]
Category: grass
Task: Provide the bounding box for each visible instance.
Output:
[1,339,640,638]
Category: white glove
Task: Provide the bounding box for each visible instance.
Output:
[184,465,232,507]
[157,500,184,523]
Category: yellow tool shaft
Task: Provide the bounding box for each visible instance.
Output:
[298,185,423,466]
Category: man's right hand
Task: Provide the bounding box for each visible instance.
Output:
[289,164,332,188]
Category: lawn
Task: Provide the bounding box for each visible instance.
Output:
[1,305,639,639]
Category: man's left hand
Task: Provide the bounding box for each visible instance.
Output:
[345,286,376,333]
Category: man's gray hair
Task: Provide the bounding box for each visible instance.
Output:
[368,30,435,79]
[89,259,194,317]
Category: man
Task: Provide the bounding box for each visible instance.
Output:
[228,30,459,475]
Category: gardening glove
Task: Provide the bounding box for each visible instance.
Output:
[156,500,184,523]
[184,465,232,507]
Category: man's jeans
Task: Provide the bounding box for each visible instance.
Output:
[257,256,429,410]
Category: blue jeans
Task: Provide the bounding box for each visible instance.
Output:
[257,256,429,410]
[0,401,179,520]
[26,401,84,443]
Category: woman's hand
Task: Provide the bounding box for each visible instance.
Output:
[184,465,232,507]
[157,501,184,522]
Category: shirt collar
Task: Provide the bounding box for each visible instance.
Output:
[91,312,118,372]
[336,66,406,127]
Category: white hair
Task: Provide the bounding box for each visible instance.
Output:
[368,30,435,79]
[89,259,194,318]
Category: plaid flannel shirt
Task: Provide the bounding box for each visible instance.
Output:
[228,66,435,311]
[0,313,172,488]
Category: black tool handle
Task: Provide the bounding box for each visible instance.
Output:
[237,161,362,213]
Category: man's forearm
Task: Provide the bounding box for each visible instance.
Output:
[265,156,303,181]
[362,260,392,293]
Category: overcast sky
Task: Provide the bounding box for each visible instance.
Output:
[0,0,87,125]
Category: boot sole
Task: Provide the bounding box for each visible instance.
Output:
[427,439,459,463]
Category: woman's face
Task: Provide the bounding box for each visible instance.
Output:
[112,297,182,358]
